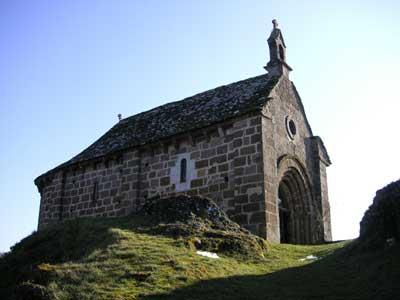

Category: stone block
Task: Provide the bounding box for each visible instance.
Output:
[249,117,260,126]
[251,133,261,144]
[210,154,227,165]
[243,202,260,213]
[195,159,209,169]
[121,183,130,191]
[209,184,219,192]
[234,177,242,185]
[197,169,206,177]
[243,174,263,184]
[234,167,244,176]
[265,201,276,213]
[250,212,265,223]
[233,156,246,167]
[201,148,216,159]
[100,191,109,198]
[160,177,170,186]
[240,183,256,194]
[219,182,228,190]
[231,214,248,225]
[227,149,239,160]
[217,145,228,155]
[190,178,203,188]
[223,190,234,198]
[232,138,243,148]
[235,194,248,204]
[208,166,217,174]
[245,165,257,175]
[240,145,256,156]
[249,193,263,203]
[218,163,229,172]
[190,151,201,160]
[245,127,255,135]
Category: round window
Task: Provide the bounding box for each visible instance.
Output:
[285,116,297,139]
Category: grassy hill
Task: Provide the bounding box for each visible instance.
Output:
[1,216,399,300]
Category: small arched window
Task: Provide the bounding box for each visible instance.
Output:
[180,158,187,183]
[92,181,99,202]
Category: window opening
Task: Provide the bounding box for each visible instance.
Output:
[92,181,99,202]
[279,44,285,61]
[180,158,187,183]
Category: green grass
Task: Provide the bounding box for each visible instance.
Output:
[1,217,398,300]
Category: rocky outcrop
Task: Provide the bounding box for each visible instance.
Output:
[138,194,246,233]
[137,195,267,258]
[359,179,400,248]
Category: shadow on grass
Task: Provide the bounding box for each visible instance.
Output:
[2,216,399,300]
[140,243,400,300]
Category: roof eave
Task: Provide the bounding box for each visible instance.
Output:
[34,104,272,185]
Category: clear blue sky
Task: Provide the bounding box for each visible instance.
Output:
[1,1,399,252]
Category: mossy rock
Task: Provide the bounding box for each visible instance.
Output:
[359,179,400,249]
[137,195,267,258]
[138,195,245,231]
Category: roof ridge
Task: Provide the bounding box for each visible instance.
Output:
[121,73,269,124]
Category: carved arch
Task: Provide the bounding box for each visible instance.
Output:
[277,155,314,244]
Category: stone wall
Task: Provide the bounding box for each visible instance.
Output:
[38,171,63,228]
[37,114,268,237]
[307,136,332,241]
[37,77,332,243]
[261,76,331,243]
[136,114,266,236]
[37,151,141,229]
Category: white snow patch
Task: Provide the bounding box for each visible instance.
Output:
[196,251,220,259]
[299,255,318,262]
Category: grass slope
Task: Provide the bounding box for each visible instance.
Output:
[1,217,399,300]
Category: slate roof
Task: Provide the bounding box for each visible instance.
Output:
[36,73,280,181]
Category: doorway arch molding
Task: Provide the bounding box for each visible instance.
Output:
[277,155,313,197]
[276,155,314,244]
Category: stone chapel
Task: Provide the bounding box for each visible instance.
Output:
[35,20,332,244]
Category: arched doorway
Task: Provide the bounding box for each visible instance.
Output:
[277,161,313,244]
[278,182,291,243]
